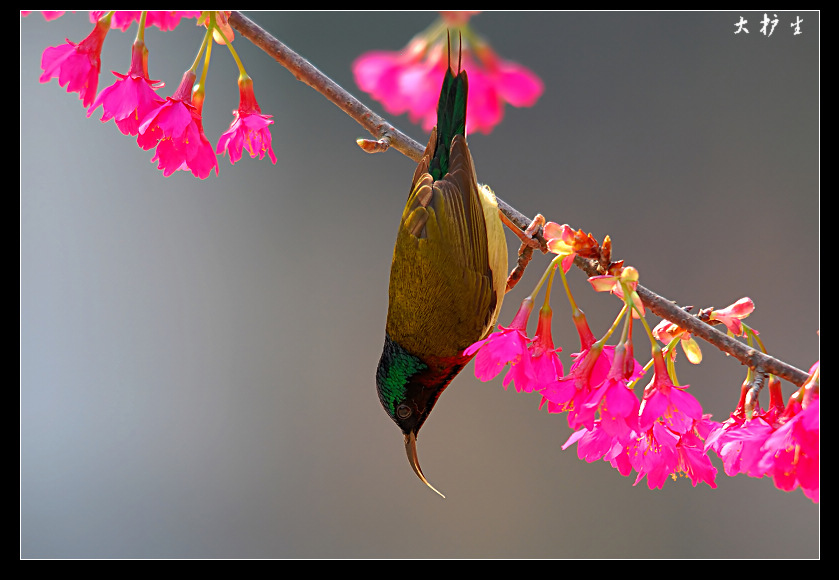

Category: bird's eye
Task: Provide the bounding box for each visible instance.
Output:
[396,404,412,420]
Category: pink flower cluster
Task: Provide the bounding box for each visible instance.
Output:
[34,11,277,178]
[464,297,564,394]
[548,311,716,490]
[704,367,819,502]
[465,227,819,499]
[353,12,543,134]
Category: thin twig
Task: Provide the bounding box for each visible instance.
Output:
[228,11,810,387]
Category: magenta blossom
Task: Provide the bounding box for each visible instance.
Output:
[353,12,543,134]
[139,71,219,179]
[757,395,819,502]
[626,421,680,489]
[581,343,644,442]
[541,343,616,430]
[638,347,703,434]
[464,297,535,388]
[755,364,819,502]
[703,376,785,477]
[87,39,165,150]
[708,297,755,336]
[627,421,717,490]
[39,14,111,107]
[517,304,564,393]
[674,428,718,488]
[539,306,613,429]
[23,11,66,20]
[89,10,202,31]
[563,421,624,465]
[217,77,277,165]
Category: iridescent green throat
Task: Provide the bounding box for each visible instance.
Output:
[376,334,427,417]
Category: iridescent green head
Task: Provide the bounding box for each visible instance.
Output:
[375,334,430,436]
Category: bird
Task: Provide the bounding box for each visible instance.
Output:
[375,46,508,498]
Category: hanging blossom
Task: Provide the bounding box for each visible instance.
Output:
[464,297,535,390]
[541,331,615,430]
[560,319,717,489]
[537,234,634,430]
[89,10,202,32]
[564,407,718,490]
[34,10,200,110]
[630,418,718,489]
[639,346,703,435]
[23,11,66,20]
[87,37,166,150]
[519,303,564,393]
[353,11,543,134]
[138,70,219,179]
[705,363,819,502]
[25,10,201,30]
[703,376,784,478]
[39,12,112,107]
[757,386,819,502]
[580,342,644,443]
[217,76,277,165]
[34,11,275,177]
[540,308,643,436]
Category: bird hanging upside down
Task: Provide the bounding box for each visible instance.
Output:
[375,45,510,498]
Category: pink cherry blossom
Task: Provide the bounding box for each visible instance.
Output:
[139,71,219,179]
[563,421,622,464]
[638,347,703,434]
[704,377,784,477]
[354,38,435,120]
[217,77,277,165]
[23,11,66,20]
[627,421,680,489]
[709,297,755,336]
[519,305,564,393]
[543,222,577,273]
[582,343,643,442]
[87,39,165,150]
[353,13,543,134]
[757,396,818,501]
[673,428,718,488]
[755,365,819,502]
[464,297,535,387]
[539,305,614,428]
[541,343,616,430]
[39,14,111,107]
[88,10,202,31]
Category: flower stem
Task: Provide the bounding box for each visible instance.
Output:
[188,22,213,75]
[136,11,147,43]
[217,15,250,81]
[528,254,562,303]
[556,255,579,313]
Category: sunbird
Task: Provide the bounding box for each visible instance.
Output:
[375,50,508,498]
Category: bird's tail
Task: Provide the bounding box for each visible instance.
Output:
[428,34,468,182]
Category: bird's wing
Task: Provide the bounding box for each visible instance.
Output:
[386,133,500,359]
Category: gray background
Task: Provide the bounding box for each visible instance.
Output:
[21,11,819,558]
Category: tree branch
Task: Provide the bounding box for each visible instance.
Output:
[227,11,810,388]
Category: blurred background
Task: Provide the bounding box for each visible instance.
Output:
[21,11,818,558]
